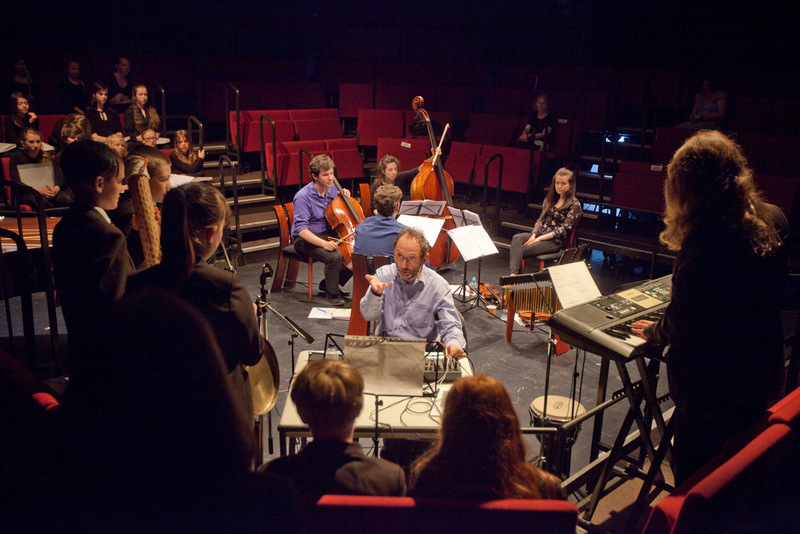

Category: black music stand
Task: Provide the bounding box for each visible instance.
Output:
[449,209,498,312]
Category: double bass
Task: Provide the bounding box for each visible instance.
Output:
[409,96,460,268]
[324,176,364,270]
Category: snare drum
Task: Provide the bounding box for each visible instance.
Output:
[529,395,587,446]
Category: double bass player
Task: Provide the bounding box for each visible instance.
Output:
[292,154,354,306]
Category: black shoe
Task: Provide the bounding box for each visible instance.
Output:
[319,280,350,298]
[326,294,346,307]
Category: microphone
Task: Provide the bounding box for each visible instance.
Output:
[260,262,273,299]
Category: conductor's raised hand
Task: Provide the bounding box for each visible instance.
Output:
[366,274,393,296]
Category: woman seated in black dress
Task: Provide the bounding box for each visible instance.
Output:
[124,84,161,142]
[4,92,38,144]
[86,82,122,142]
[409,375,564,500]
[170,129,206,176]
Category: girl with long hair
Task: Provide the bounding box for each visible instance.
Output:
[4,92,38,144]
[509,167,582,274]
[409,375,563,499]
[124,84,161,142]
[86,82,122,141]
[169,129,206,176]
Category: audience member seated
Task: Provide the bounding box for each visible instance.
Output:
[126,182,261,419]
[109,146,171,268]
[8,127,72,208]
[56,59,87,115]
[409,375,564,500]
[105,56,132,112]
[517,94,556,151]
[49,113,91,156]
[139,128,158,148]
[354,184,404,262]
[86,82,122,142]
[260,358,406,500]
[169,129,206,176]
[370,154,424,213]
[509,168,581,274]
[291,154,354,306]
[37,287,298,533]
[124,84,161,143]
[105,132,127,157]
[361,226,466,358]
[4,92,38,143]
[4,58,40,107]
[677,76,727,131]
[52,140,134,372]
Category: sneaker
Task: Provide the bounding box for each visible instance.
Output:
[326,294,346,307]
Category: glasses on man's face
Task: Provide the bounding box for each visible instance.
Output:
[396,254,421,267]
[143,136,157,142]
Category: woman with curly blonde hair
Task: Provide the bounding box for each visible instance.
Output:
[631,130,788,485]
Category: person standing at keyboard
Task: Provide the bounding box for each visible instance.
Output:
[630,130,789,485]
[361,227,466,358]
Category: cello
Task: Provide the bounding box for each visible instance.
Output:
[409,96,460,268]
[325,176,364,270]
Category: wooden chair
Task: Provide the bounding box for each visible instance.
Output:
[347,253,389,336]
[359,183,372,217]
[521,213,582,273]
[271,203,316,301]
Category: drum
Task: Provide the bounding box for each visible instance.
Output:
[529,395,586,446]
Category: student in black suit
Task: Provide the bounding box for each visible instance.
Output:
[260,359,406,499]
[52,140,134,372]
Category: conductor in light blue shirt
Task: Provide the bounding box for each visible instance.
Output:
[360,227,466,358]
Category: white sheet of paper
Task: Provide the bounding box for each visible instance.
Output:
[344,335,426,396]
[396,214,445,248]
[446,224,499,261]
[17,163,55,189]
[547,262,602,309]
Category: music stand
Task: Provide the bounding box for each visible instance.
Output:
[449,209,499,313]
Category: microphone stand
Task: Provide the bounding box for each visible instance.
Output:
[256,263,314,377]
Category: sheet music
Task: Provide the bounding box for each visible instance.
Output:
[449,208,482,227]
[398,200,446,216]
[446,225,498,261]
[17,163,55,189]
[396,214,445,248]
[344,336,425,396]
[547,262,602,309]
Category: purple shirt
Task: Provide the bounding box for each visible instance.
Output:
[291,181,337,240]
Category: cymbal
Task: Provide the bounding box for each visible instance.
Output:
[246,338,280,415]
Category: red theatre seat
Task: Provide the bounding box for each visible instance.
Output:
[446,141,482,186]
[278,140,327,188]
[294,119,343,141]
[356,109,404,147]
[376,137,431,168]
[339,83,374,118]
[36,114,66,145]
[475,145,531,193]
[612,161,667,213]
[309,495,579,534]
[289,109,339,121]
[326,138,364,182]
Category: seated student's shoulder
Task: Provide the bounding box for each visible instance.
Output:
[336,456,407,496]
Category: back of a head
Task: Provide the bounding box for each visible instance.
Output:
[128,144,169,173]
[291,359,363,434]
[374,184,402,216]
[439,375,525,461]
[60,139,120,198]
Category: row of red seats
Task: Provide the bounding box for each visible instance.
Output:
[265,138,363,188]
[641,385,800,534]
[229,108,343,155]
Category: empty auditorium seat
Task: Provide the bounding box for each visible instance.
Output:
[309,495,579,534]
[36,115,66,146]
[376,138,431,167]
[326,138,364,182]
[652,127,691,164]
[294,119,343,141]
[612,161,667,213]
[278,140,327,188]
[339,83,374,118]
[475,145,531,193]
[289,109,340,121]
[465,113,521,147]
[356,109,405,147]
[446,142,482,186]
